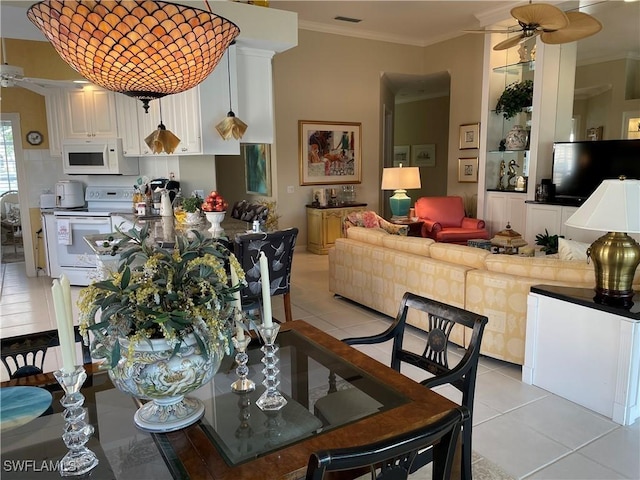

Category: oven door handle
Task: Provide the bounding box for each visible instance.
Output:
[57,217,111,224]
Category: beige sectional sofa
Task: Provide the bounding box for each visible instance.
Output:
[328,227,640,365]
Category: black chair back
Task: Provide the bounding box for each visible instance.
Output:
[305,406,468,480]
[233,228,298,322]
[1,326,91,379]
[341,292,488,480]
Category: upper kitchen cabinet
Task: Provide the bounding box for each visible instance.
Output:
[64,87,118,139]
[45,88,65,157]
[236,47,275,144]
[114,93,141,156]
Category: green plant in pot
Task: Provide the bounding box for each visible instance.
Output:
[182,195,203,213]
[495,80,534,120]
[535,229,563,255]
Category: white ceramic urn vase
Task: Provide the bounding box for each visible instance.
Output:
[505,125,529,151]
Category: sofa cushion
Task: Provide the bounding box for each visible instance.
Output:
[558,238,590,261]
[436,228,489,243]
[415,196,464,228]
[485,255,595,283]
[429,243,490,269]
[382,235,433,257]
[346,226,388,245]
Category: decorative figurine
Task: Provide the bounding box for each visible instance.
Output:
[497,160,506,190]
[507,159,520,189]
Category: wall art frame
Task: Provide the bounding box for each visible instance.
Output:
[459,123,480,150]
[393,145,410,167]
[299,120,362,185]
[411,144,436,167]
[458,157,479,183]
[244,143,272,196]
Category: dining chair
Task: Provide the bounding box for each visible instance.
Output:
[315,292,487,480]
[1,326,92,381]
[233,227,298,323]
[305,405,468,480]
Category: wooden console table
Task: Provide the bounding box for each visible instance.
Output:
[523,285,640,425]
[306,203,366,255]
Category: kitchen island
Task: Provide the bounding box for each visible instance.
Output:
[84,213,252,278]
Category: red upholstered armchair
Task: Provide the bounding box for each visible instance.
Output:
[414,196,489,244]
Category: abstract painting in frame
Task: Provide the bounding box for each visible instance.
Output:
[299,120,362,185]
[244,143,271,196]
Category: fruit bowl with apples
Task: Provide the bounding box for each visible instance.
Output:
[202,191,228,236]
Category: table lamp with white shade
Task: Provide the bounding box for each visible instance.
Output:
[564,176,640,308]
[381,164,421,219]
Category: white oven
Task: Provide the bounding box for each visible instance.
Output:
[42,186,135,286]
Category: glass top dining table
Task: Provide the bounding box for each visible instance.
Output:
[0,320,458,480]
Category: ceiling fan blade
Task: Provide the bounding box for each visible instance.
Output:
[540,12,602,45]
[493,34,526,51]
[511,3,569,31]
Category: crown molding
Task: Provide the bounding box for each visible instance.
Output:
[577,51,640,67]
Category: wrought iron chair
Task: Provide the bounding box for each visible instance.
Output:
[1,190,22,253]
[233,227,298,323]
[1,326,92,381]
[315,292,487,480]
[305,406,468,480]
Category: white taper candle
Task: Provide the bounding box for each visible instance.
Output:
[259,251,273,327]
[230,266,242,310]
[52,278,76,372]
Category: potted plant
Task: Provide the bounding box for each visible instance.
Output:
[495,80,534,120]
[78,224,245,431]
[181,195,203,224]
[534,228,563,255]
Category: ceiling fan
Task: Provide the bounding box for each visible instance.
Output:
[1,38,82,95]
[468,2,603,51]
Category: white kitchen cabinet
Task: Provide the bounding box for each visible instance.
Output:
[45,88,65,157]
[236,47,275,144]
[138,99,162,156]
[484,192,527,237]
[169,88,202,155]
[114,94,141,156]
[64,87,117,139]
[199,46,240,155]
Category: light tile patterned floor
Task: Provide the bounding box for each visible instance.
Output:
[1,251,638,479]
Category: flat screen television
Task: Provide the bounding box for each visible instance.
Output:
[551,139,640,205]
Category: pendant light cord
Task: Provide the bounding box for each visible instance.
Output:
[227,52,232,112]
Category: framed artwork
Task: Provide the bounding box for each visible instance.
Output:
[411,144,436,167]
[299,120,362,185]
[459,123,480,149]
[244,143,271,196]
[393,145,410,167]
[458,157,479,183]
[586,126,604,141]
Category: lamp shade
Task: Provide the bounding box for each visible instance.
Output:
[381,166,421,191]
[27,0,240,112]
[565,178,640,233]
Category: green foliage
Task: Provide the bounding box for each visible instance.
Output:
[182,195,203,213]
[495,80,534,120]
[534,228,563,255]
[79,224,245,366]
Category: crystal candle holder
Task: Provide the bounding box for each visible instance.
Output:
[256,324,287,411]
[53,366,99,477]
[231,336,255,393]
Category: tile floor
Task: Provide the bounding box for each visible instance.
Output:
[1,252,638,479]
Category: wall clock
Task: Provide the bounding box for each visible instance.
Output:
[26,131,43,146]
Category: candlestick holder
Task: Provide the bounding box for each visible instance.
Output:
[256,324,287,411]
[231,336,255,393]
[53,366,99,477]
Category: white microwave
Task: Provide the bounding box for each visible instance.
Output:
[62,138,138,175]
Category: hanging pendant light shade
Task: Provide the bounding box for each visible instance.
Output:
[215,47,247,140]
[145,100,181,154]
[27,0,240,113]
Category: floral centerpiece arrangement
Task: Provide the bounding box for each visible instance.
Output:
[78,224,246,431]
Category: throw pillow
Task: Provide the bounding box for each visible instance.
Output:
[558,237,590,261]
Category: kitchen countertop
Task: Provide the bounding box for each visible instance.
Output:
[84,212,254,256]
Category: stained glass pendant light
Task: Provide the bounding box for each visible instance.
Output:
[27,0,240,113]
[144,99,180,154]
[215,48,247,140]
